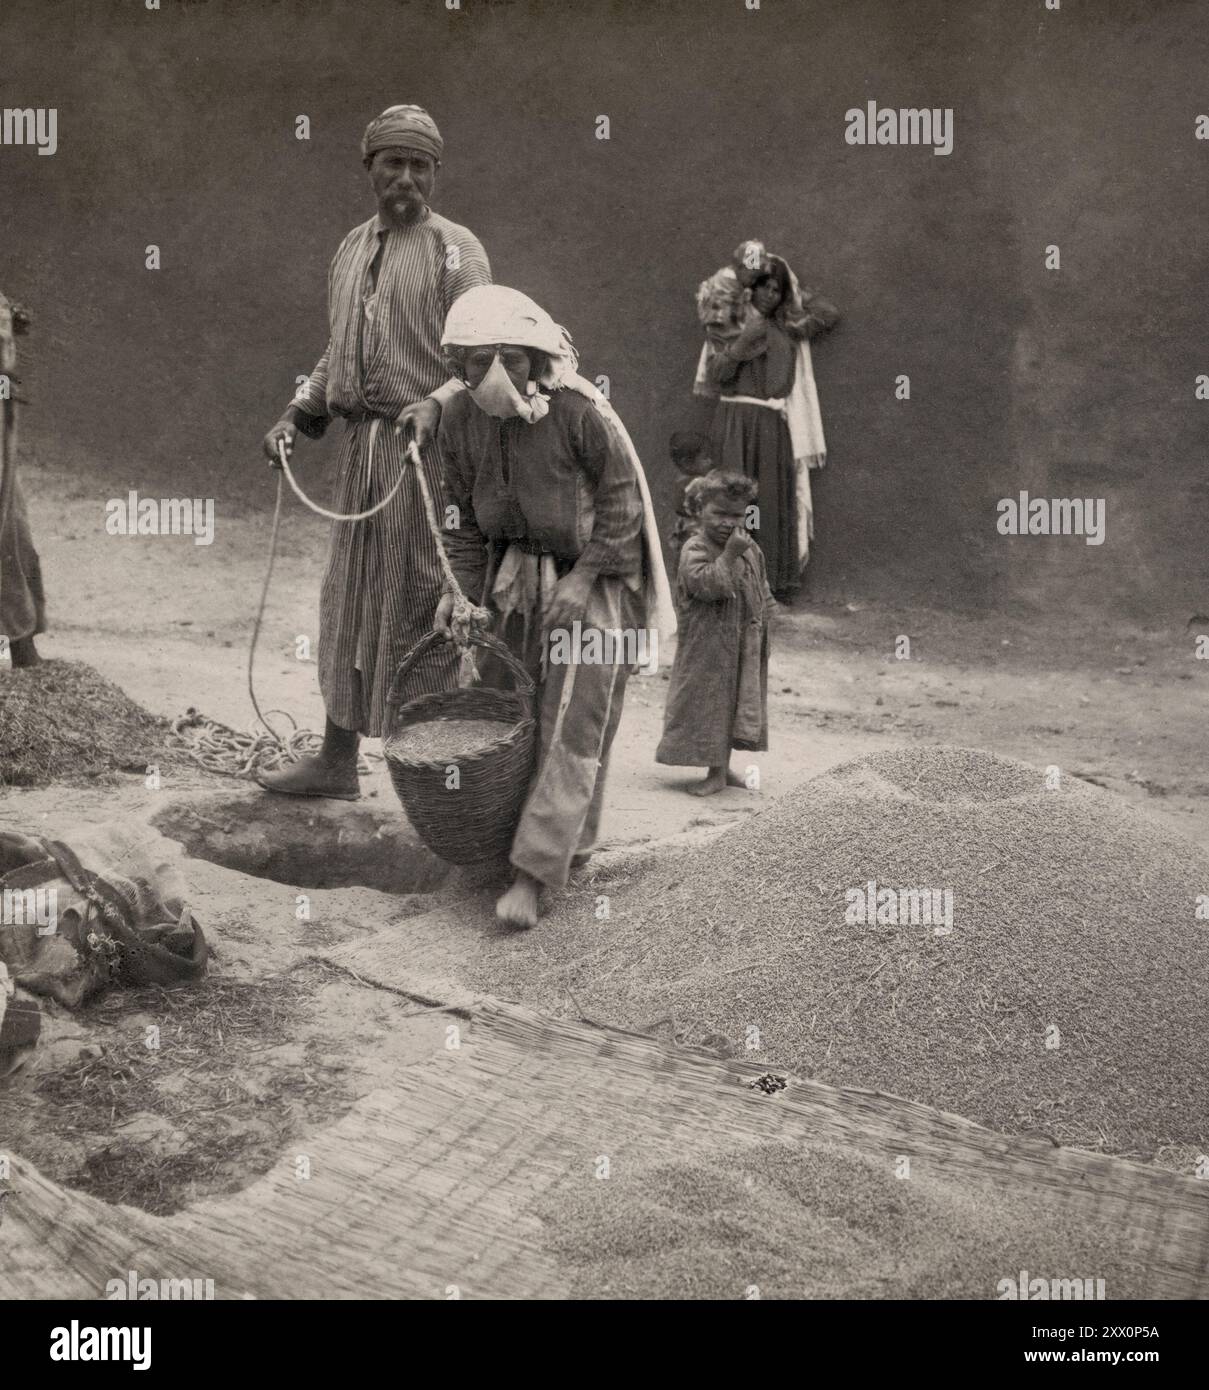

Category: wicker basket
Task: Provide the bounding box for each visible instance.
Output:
[383,630,537,865]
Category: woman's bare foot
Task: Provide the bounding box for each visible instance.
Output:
[496,870,540,929]
[689,766,729,796]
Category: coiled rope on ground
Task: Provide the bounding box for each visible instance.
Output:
[168,436,484,781]
[167,706,379,779]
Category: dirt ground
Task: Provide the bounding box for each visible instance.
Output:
[2,467,1207,1230]
[14,468,1209,847]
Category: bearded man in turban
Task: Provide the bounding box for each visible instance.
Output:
[259,104,491,799]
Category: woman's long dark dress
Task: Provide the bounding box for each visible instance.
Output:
[707,319,799,596]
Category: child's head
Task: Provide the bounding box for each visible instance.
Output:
[731,238,768,289]
[690,469,757,547]
[668,430,713,478]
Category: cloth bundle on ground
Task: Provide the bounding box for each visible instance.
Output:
[0,823,207,1010]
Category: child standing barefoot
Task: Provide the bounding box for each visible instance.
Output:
[656,471,772,795]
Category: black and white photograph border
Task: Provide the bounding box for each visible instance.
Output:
[0,0,1207,1324]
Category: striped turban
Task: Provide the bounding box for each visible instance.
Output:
[361,105,444,163]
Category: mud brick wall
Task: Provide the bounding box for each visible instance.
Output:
[2,0,1206,618]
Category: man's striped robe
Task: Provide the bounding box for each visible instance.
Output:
[288,209,490,736]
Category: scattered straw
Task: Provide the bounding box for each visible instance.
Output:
[3,973,345,1214]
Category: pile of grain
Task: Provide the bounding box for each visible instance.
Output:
[540,1140,1147,1299]
[387,716,514,762]
[0,660,171,786]
[482,747,1209,1156]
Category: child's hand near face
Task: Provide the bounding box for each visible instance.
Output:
[724,526,756,558]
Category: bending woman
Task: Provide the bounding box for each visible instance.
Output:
[434,286,672,930]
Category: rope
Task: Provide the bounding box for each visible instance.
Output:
[398,437,491,646]
[175,470,373,778]
[247,459,286,737]
[400,439,488,614]
[168,435,391,780]
[277,421,408,522]
[273,428,489,631]
[170,431,481,779]
[167,705,378,779]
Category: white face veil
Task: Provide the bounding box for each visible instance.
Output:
[441,285,580,423]
[440,283,678,647]
[464,354,543,421]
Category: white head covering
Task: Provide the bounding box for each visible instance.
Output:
[442,284,579,395]
[441,285,677,648]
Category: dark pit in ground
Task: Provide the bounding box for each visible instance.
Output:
[151,790,455,895]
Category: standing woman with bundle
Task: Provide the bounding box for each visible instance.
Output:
[700,247,838,603]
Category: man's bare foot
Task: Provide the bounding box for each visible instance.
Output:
[496,871,540,929]
[689,767,729,796]
[257,753,359,800]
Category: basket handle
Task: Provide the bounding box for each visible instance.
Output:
[386,628,536,715]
